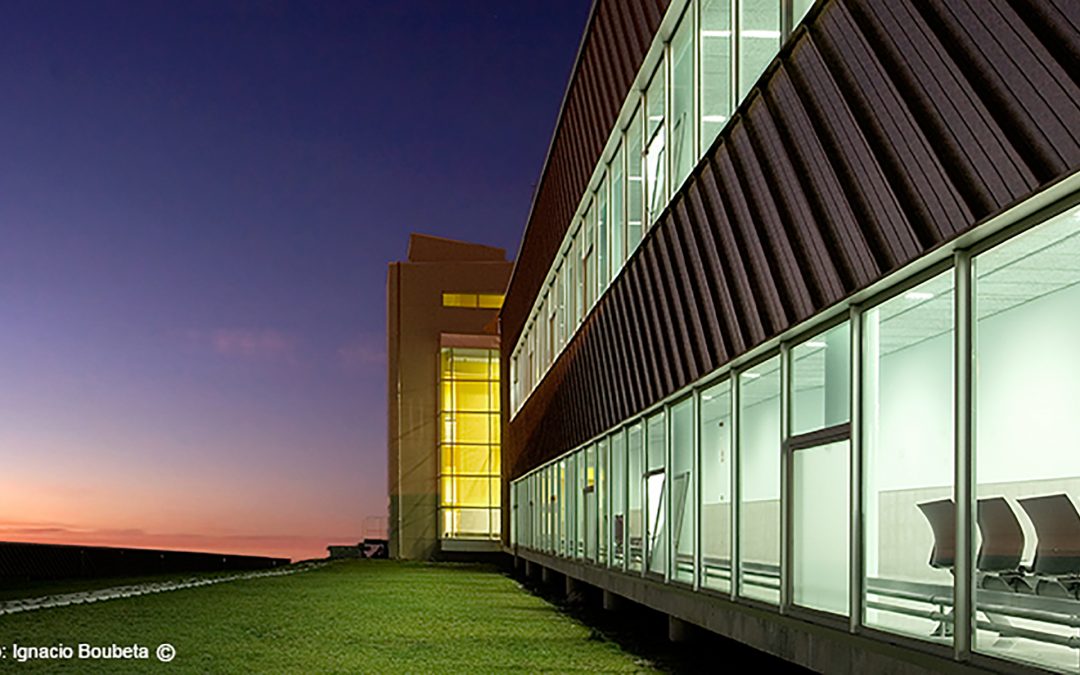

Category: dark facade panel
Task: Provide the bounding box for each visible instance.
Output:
[502,0,670,351]
[506,0,1080,482]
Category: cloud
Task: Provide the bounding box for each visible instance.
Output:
[337,334,385,371]
[187,329,297,361]
[0,521,353,562]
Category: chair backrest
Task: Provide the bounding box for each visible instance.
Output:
[917,499,956,570]
[1018,494,1080,576]
[976,497,1024,572]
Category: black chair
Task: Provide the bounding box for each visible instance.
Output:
[1018,494,1080,598]
[918,499,956,570]
[975,497,1028,592]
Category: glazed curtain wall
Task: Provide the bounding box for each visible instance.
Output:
[504,0,1080,499]
[510,0,816,417]
[512,201,1080,673]
[439,347,501,540]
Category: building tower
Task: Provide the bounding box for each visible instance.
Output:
[387,234,512,559]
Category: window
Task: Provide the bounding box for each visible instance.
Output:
[646,411,667,576]
[793,0,815,26]
[438,347,501,540]
[583,201,595,310]
[700,0,733,148]
[611,429,627,568]
[790,323,851,616]
[442,292,504,309]
[700,379,732,591]
[671,397,695,584]
[737,0,780,101]
[627,106,645,254]
[738,355,781,604]
[597,175,610,293]
[611,143,625,273]
[645,61,667,226]
[628,421,644,571]
[972,205,1080,672]
[585,444,597,561]
[598,437,609,563]
[862,271,954,642]
[671,7,695,190]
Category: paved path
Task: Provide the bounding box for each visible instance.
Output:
[0,562,326,616]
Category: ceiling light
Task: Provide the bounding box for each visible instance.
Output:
[743,372,761,380]
[702,115,727,123]
[806,341,827,349]
[905,291,935,301]
[701,30,733,38]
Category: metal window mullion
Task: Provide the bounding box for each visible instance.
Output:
[780,342,792,613]
[623,429,630,574]
[731,371,741,601]
[780,0,793,43]
[731,0,740,109]
[849,304,864,632]
[691,0,701,174]
[954,250,974,661]
[665,405,673,583]
[693,388,702,592]
[664,39,672,229]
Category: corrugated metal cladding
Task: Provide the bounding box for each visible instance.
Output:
[505,0,1080,481]
[502,0,670,349]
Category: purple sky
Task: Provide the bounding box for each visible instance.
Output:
[0,0,588,561]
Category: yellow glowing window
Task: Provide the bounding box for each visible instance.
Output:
[442,293,478,308]
[442,293,505,309]
[478,294,505,309]
[438,346,501,540]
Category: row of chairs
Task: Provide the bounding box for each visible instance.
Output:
[919,493,1080,599]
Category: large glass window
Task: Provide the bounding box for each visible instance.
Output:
[700,379,733,591]
[585,444,597,562]
[597,175,610,294]
[671,397,695,584]
[646,411,668,576]
[671,7,695,190]
[863,271,955,643]
[612,429,627,568]
[598,437,609,563]
[626,106,644,255]
[583,204,595,311]
[972,206,1080,672]
[611,144,626,274]
[439,347,500,540]
[628,421,645,571]
[645,61,666,227]
[737,0,780,101]
[738,356,781,604]
[791,321,851,435]
[790,323,851,615]
[700,0,732,148]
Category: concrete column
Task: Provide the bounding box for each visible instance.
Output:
[668,616,693,643]
[602,590,622,611]
[565,575,578,597]
[541,566,552,585]
[524,560,534,579]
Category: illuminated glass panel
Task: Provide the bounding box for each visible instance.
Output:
[738,356,781,604]
[671,7,694,190]
[701,0,733,148]
[438,346,501,540]
[442,293,505,309]
[645,61,666,227]
[973,206,1080,671]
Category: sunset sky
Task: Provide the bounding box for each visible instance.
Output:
[0,1,588,561]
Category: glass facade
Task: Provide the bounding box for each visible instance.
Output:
[438,347,500,539]
[511,200,1080,674]
[511,0,805,417]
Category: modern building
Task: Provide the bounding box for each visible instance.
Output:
[387,234,512,559]
[503,0,1080,672]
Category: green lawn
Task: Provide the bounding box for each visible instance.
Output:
[0,561,656,673]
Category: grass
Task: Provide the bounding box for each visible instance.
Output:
[0,561,657,673]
